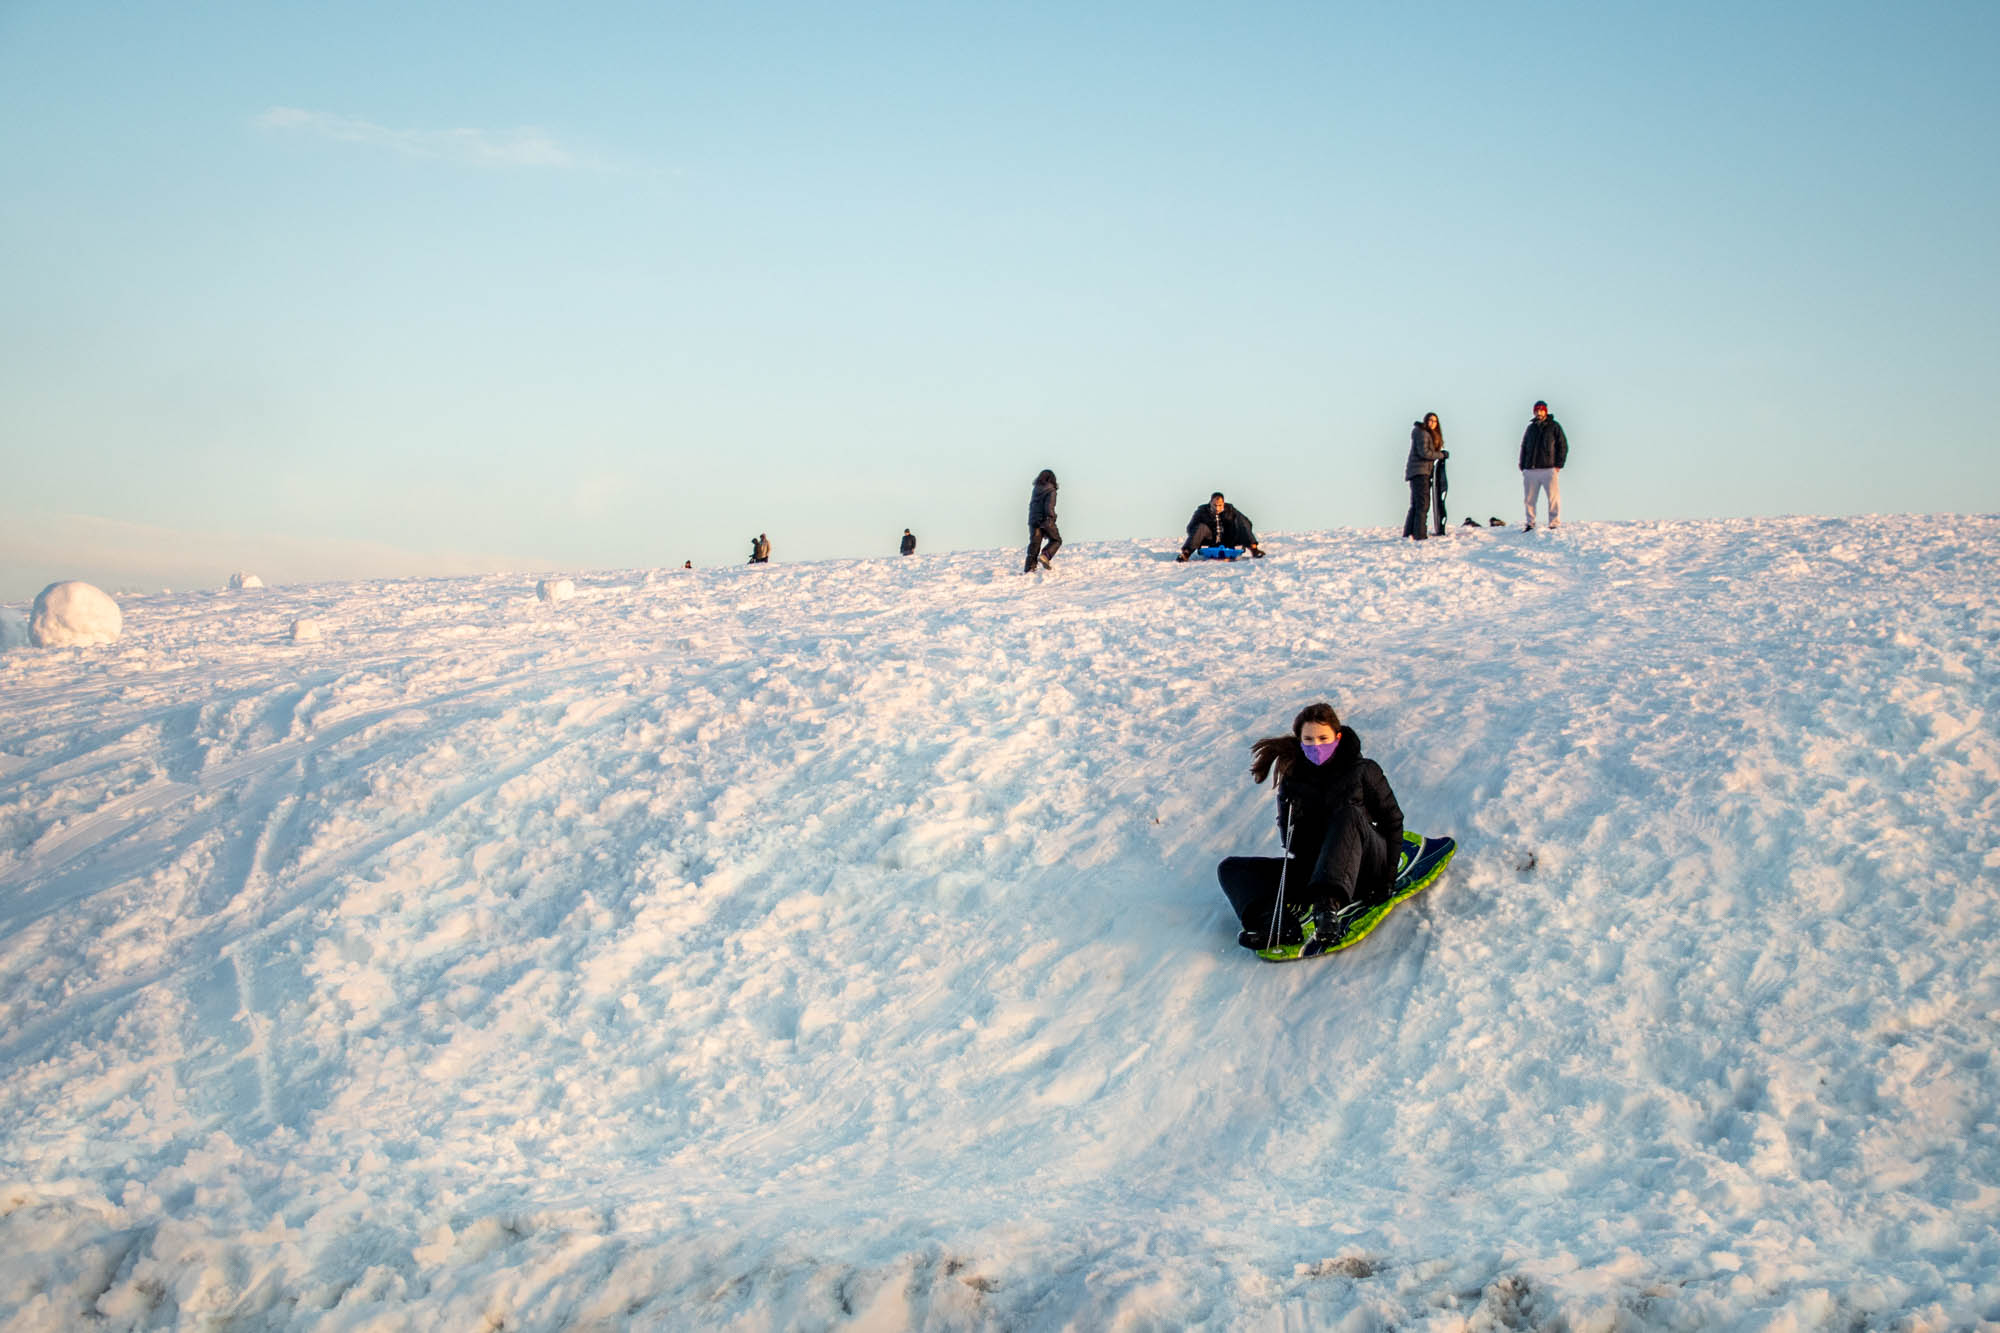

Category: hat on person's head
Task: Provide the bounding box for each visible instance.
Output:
[1533,400,1548,410]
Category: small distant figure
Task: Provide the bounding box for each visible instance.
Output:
[1025,470,1061,572]
[1519,401,1568,531]
[1179,492,1263,560]
[900,529,916,556]
[682,560,693,569]
[1404,413,1448,541]
[748,533,771,564]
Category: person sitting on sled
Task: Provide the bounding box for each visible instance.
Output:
[1178,492,1264,560]
[1217,702,1403,956]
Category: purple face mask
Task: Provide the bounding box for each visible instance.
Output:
[1301,740,1337,766]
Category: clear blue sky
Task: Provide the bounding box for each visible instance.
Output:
[4,0,1996,596]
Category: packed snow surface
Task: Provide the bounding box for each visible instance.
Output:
[2,517,1997,1330]
[28,580,122,648]
[538,578,576,604]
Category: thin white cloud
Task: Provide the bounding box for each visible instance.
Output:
[257,106,593,169]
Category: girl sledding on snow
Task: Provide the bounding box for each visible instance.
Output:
[1218,702,1406,957]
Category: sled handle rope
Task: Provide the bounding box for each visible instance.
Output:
[1266,802,1296,949]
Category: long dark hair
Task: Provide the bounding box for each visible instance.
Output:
[1249,702,1341,785]
[1422,412,1443,447]
[1035,469,1058,487]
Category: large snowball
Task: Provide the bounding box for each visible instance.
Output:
[30,581,123,648]
[290,618,324,643]
[229,571,264,590]
[537,578,575,603]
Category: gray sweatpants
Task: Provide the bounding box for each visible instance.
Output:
[1522,467,1561,527]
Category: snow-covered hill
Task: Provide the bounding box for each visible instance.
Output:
[3,517,1997,1330]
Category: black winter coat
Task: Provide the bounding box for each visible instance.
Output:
[1186,503,1257,547]
[1274,727,1404,897]
[1406,422,1446,481]
[1028,479,1058,528]
[1519,416,1569,470]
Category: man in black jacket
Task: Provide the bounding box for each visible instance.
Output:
[1519,401,1569,531]
[1178,492,1264,560]
[900,529,916,556]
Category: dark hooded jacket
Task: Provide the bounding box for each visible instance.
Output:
[1186,502,1257,548]
[1274,727,1404,898]
[1406,421,1446,481]
[1519,415,1568,470]
[1028,476,1059,528]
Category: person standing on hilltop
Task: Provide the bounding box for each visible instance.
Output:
[748,534,771,564]
[1519,400,1569,531]
[1025,470,1061,573]
[900,529,917,556]
[1404,413,1448,541]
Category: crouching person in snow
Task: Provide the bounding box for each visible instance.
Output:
[1178,492,1264,560]
[1218,703,1404,956]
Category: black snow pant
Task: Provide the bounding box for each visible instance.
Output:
[1217,806,1396,934]
[1025,522,1062,571]
[1403,476,1432,540]
[1431,461,1449,536]
[1182,522,1253,556]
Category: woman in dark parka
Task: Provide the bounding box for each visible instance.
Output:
[1218,702,1405,955]
[1404,414,1447,540]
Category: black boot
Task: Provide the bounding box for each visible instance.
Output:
[1237,915,1305,950]
[1301,901,1369,956]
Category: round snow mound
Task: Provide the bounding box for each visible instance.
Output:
[0,608,28,651]
[30,582,123,648]
[537,578,576,604]
[290,618,324,643]
[229,571,265,590]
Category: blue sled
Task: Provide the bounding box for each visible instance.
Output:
[1196,546,1246,561]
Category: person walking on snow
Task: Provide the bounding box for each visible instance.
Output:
[1217,702,1405,957]
[1025,470,1061,572]
[900,529,916,556]
[1178,492,1264,560]
[1519,400,1568,530]
[1404,413,1448,541]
